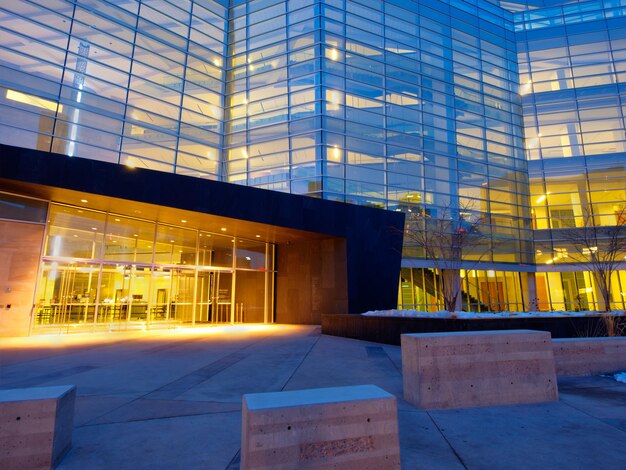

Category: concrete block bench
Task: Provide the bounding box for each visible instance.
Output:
[241,384,400,469]
[0,385,76,470]
[401,330,558,410]
[553,337,626,376]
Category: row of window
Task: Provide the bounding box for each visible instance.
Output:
[514,0,626,31]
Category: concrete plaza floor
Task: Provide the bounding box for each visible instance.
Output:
[1,324,626,469]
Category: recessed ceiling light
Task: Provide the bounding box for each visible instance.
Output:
[133,234,138,237]
[170,239,175,243]
[80,199,88,203]
[73,234,78,238]
[255,234,261,238]
[220,227,227,231]
[181,219,187,223]
[114,218,120,222]
[91,227,97,230]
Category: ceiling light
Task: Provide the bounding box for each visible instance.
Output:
[181,219,187,223]
[80,199,88,203]
[221,227,227,231]
[255,234,261,238]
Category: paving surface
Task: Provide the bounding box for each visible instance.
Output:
[1,324,625,469]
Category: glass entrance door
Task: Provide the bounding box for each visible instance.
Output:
[196,270,232,323]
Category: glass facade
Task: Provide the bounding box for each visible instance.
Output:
[508,0,626,311]
[0,0,624,314]
[33,202,274,330]
[0,0,227,177]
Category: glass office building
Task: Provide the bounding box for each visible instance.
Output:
[0,0,624,326]
[508,0,626,310]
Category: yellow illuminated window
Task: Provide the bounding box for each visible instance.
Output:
[6,89,62,112]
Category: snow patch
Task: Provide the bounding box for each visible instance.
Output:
[615,372,626,384]
[361,309,626,319]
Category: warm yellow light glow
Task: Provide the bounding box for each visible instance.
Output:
[546,259,554,264]
[535,192,550,204]
[332,145,341,160]
[326,90,343,111]
[2,325,304,350]
[80,199,88,203]
[220,227,227,232]
[213,58,222,67]
[6,89,62,112]
[329,48,339,61]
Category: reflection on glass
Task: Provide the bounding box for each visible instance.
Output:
[198,232,233,268]
[236,238,266,269]
[104,216,155,263]
[44,205,106,259]
[154,225,197,265]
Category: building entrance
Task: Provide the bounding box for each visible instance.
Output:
[32,203,274,332]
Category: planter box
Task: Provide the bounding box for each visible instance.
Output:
[322,314,622,346]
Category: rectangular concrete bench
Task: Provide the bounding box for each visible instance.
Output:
[0,385,76,470]
[553,337,626,376]
[241,384,400,469]
[401,330,558,410]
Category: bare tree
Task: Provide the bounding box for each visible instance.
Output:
[556,207,626,318]
[403,203,492,312]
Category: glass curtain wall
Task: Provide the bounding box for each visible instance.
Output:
[399,267,526,312]
[33,203,275,330]
[513,0,626,309]
[0,0,227,179]
[224,0,321,194]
